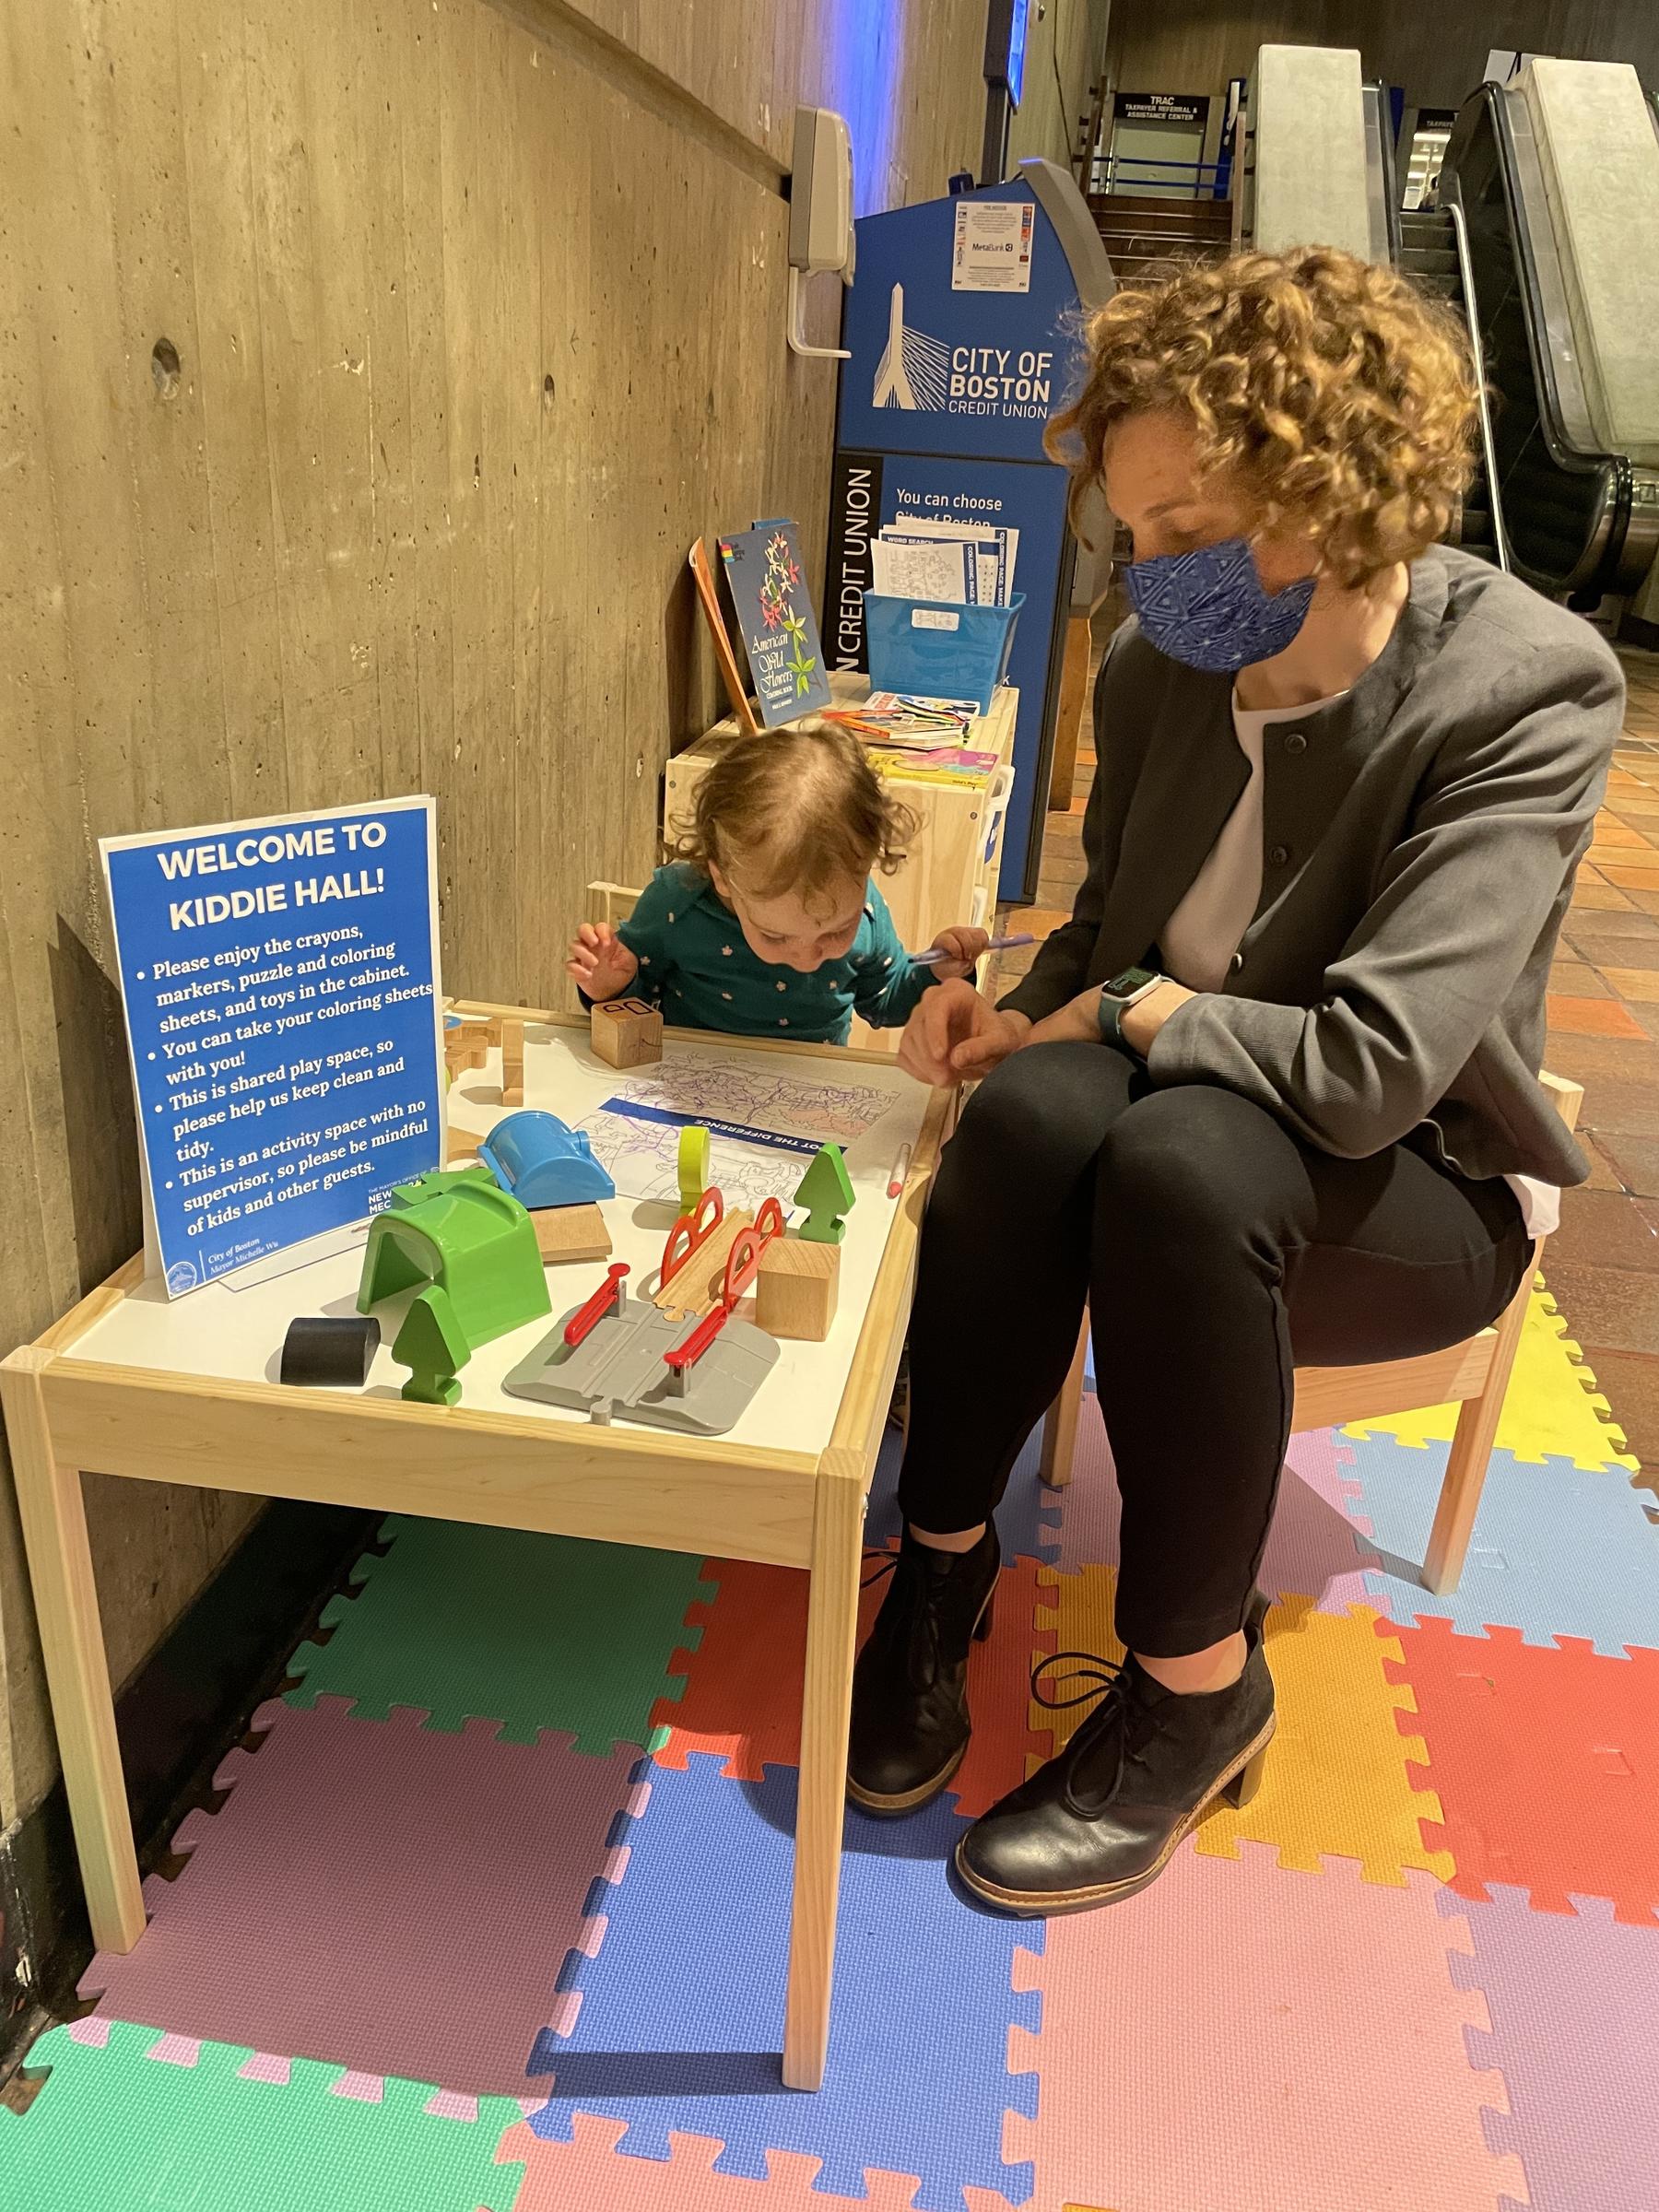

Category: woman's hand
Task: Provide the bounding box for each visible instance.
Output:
[1027,979,1195,1054]
[924,924,991,982]
[566,923,640,1002]
[898,980,1031,1087]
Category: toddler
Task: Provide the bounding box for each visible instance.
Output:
[567,720,988,1044]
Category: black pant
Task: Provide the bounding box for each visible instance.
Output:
[898,1043,1533,1657]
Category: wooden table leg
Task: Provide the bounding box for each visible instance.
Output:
[0,1348,146,1952]
[1046,613,1093,813]
[782,1470,864,2090]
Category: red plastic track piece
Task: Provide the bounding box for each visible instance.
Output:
[564,1263,629,1347]
[665,1302,730,1373]
[660,1185,724,1288]
[754,1195,785,1241]
[722,1227,765,1308]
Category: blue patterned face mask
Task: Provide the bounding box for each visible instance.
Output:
[1123,537,1316,676]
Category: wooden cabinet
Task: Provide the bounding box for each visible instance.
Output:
[665,676,1018,1053]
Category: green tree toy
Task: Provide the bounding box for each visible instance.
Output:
[392,1285,471,1406]
[794,1143,855,1245]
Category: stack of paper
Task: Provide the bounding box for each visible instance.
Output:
[867,517,1019,607]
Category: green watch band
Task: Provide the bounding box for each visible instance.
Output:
[1097,990,1134,1055]
[1097,965,1163,1058]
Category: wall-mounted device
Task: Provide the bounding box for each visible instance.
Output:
[982,0,1033,183]
[787,105,854,359]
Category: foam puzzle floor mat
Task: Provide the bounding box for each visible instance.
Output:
[4,1274,1656,2211]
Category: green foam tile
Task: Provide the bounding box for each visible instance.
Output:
[285,1517,714,1756]
[0,2023,524,2212]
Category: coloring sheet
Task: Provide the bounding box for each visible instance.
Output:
[573,1057,900,1213]
[594,1061,897,1143]
[575,1110,801,1214]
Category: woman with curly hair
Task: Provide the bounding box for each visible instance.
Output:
[853,246,1624,1914]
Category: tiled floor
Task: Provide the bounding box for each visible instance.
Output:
[996,637,1659,1500]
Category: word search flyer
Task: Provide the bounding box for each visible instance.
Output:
[101,797,443,1295]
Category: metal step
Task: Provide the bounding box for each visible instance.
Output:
[1407,269,1462,299]
[1398,246,1458,276]
[1401,209,1453,238]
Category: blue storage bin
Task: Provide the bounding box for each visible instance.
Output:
[862,592,1024,716]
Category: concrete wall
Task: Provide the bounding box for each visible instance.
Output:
[1007,0,1112,174]
[0,0,988,1838]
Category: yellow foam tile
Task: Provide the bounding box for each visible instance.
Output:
[1345,1281,1640,1471]
[1196,1595,1453,1886]
[1033,1575,1451,1888]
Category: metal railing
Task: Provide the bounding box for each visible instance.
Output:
[1089,153,1230,200]
[1443,196,1513,573]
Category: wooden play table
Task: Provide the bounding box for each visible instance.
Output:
[0,1007,947,2092]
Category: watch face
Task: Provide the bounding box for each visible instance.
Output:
[1104,965,1157,999]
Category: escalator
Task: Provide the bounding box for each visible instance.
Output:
[1395,203,1504,566]
[1430,81,1659,607]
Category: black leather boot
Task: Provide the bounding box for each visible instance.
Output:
[956,1596,1275,1913]
[847,1524,1001,1815]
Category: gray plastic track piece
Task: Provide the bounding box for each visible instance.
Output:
[502,1301,778,1435]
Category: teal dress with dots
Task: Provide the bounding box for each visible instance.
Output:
[614,864,941,1043]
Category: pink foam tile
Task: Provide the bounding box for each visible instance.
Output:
[497,2112,1014,2212]
[1050,1417,1377,1616]
[1006,1841,1526,2212]
[1450,1886,1659,2212]
[79,1698,643,2100]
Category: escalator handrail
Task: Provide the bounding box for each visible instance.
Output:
[1442,197,1512,574]
[1441,84,1630,597]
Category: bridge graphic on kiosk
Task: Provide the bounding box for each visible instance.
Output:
[871,284,951,412]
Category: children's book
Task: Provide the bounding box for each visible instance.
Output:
[865,747,999,785]
[822,690,981,747]
[717,520,833,727]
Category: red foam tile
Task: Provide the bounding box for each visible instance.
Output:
[652,1556,1044,1817]
[1006,1843,1525,2212]
[1394,1616,1659,1925]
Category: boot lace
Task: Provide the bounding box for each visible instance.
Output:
[1030,1650,1151,1816]
[861,1545,948,1690]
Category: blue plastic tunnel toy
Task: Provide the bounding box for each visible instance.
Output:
[477,1110,617,1209]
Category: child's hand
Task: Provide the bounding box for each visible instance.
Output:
[924,925,991,982]
[566,924,640,1002]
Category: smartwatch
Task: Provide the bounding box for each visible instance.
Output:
[1097,965,1166,1056]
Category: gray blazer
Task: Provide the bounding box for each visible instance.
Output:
[1003,546,1624,1188]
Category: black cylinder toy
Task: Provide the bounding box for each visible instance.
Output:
[279,1314,380,1388]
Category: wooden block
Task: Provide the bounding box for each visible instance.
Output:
[501,1018,525,1108]
[532,1203,612,1265]
[591,996,664,1070]
[651,1206,755,1321]
[756,1238,840,1342]
[444,1018,491,1080]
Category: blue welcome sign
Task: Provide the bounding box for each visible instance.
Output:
[101,797,443,1295]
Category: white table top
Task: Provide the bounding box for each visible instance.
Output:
[62,1023,932,1460]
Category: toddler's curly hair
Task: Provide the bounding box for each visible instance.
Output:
[670,719,917,904]
[1047,245,1480,585]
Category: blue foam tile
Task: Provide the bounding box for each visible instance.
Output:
[1343,1431,1659,1655]
[526,1756,1040,2210]
[867,1416,1062,1565]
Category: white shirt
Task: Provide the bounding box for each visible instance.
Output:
[1159,690,1558,1239]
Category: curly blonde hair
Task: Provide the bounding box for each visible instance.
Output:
[1046,246,1480,586]
[669,719,916,903]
